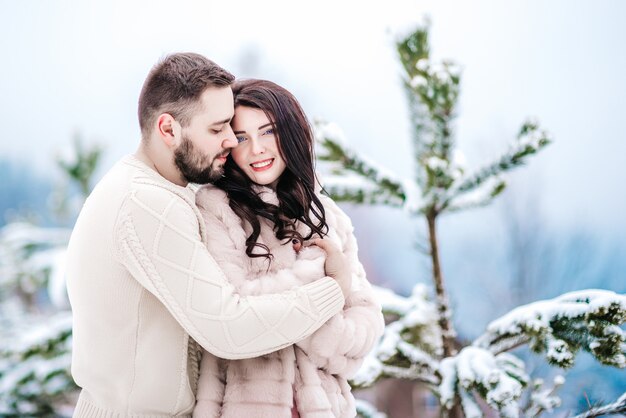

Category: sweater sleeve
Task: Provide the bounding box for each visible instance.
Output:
[295,199,385,378]
[193,351,225,418]
[114,184,345,360]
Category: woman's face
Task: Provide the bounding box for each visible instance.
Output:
[230,106,287,188]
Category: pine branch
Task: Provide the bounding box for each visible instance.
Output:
[473,290,626,368]
[351,285,442,388]
[478,333,531,356]
[524,375,564,417]
[381,363,440,385]
[442,120,551,210]
[397,23,461,164]
[444,177,506,213]
[572,392,626,418]
[56,134,103,198]
[369,321,439,378]
[320,174,405,207]
[316,134,408,203]
[439,347,529,418]
[458,387,483,418]
[351,351,440,388]
[0,222,71,307]
[0,312,76,415]
[356,399,388,418]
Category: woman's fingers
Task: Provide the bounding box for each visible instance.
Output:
[291,238,302,253]
[312,238,339,253]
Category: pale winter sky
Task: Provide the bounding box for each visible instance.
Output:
[1,0,625,295]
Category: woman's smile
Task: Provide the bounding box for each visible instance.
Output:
[250,158,275,171]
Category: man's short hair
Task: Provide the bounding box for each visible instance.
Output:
[138,52,235,139]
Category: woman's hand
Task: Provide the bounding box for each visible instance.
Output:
[291,238,303,253]
[312,238,352,299]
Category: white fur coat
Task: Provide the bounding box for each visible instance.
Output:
[192,184,384,418]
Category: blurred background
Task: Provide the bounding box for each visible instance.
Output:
[1,0,624,416]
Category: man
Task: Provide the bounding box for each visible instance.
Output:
[66,53,349,417]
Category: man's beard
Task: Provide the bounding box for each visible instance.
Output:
[174,136,226,184]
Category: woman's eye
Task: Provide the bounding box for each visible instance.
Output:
[263,128,274,136]
[236,136,247,143]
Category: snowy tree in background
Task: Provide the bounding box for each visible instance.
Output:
[316,22,626,418]
[51,134,103,222]
[0,138,102,416]
[0,313,74,417]
[0,224,76,417]
[56,134,103,200]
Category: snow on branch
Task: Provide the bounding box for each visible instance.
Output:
[443,120,551,209]
[355,398,388,418]
[0,222,72,309]
[0,222,71,251]
[439,347,529,418]
[320,174,405,208]
[572,392,626,418]
[0,312,75,415]
[351,284,442,388]
[524,375,564,417]
[473,289,626,368]
[314,121,421,210]
[397,24,461,165]
[444,175,506,213]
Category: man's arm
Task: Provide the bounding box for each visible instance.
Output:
[114,184,344,360]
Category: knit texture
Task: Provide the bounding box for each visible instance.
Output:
[66,155,345,417]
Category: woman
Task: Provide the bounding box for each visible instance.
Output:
[193,79,384,418]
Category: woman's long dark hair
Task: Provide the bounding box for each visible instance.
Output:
[215,79,328,261]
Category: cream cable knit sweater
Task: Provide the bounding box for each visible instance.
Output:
[66,155,344,417]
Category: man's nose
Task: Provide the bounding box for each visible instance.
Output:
[222,125,238,149]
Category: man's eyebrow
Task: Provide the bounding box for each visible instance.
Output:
[210,117,232,126]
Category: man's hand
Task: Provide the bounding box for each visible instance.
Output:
[312,238,352,299]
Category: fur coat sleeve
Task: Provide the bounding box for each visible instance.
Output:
[295,196,385,378]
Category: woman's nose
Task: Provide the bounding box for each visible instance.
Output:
[251,138,265,154]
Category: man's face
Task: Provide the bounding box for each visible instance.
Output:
[174,86,237,184]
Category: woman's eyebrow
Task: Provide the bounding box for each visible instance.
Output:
[233,123,273,135]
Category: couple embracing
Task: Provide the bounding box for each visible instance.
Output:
[66,52,384,418]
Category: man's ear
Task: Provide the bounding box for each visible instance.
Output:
[156,113,181,148]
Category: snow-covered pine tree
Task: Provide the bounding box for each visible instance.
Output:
[57,134,103,199]
[0,222,76,416]
[51,134,103,221]
[0,137,102,416]
[315,22,625,418]
[0,312,74,417]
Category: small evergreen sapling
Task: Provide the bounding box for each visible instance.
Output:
[317,22,624,418]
